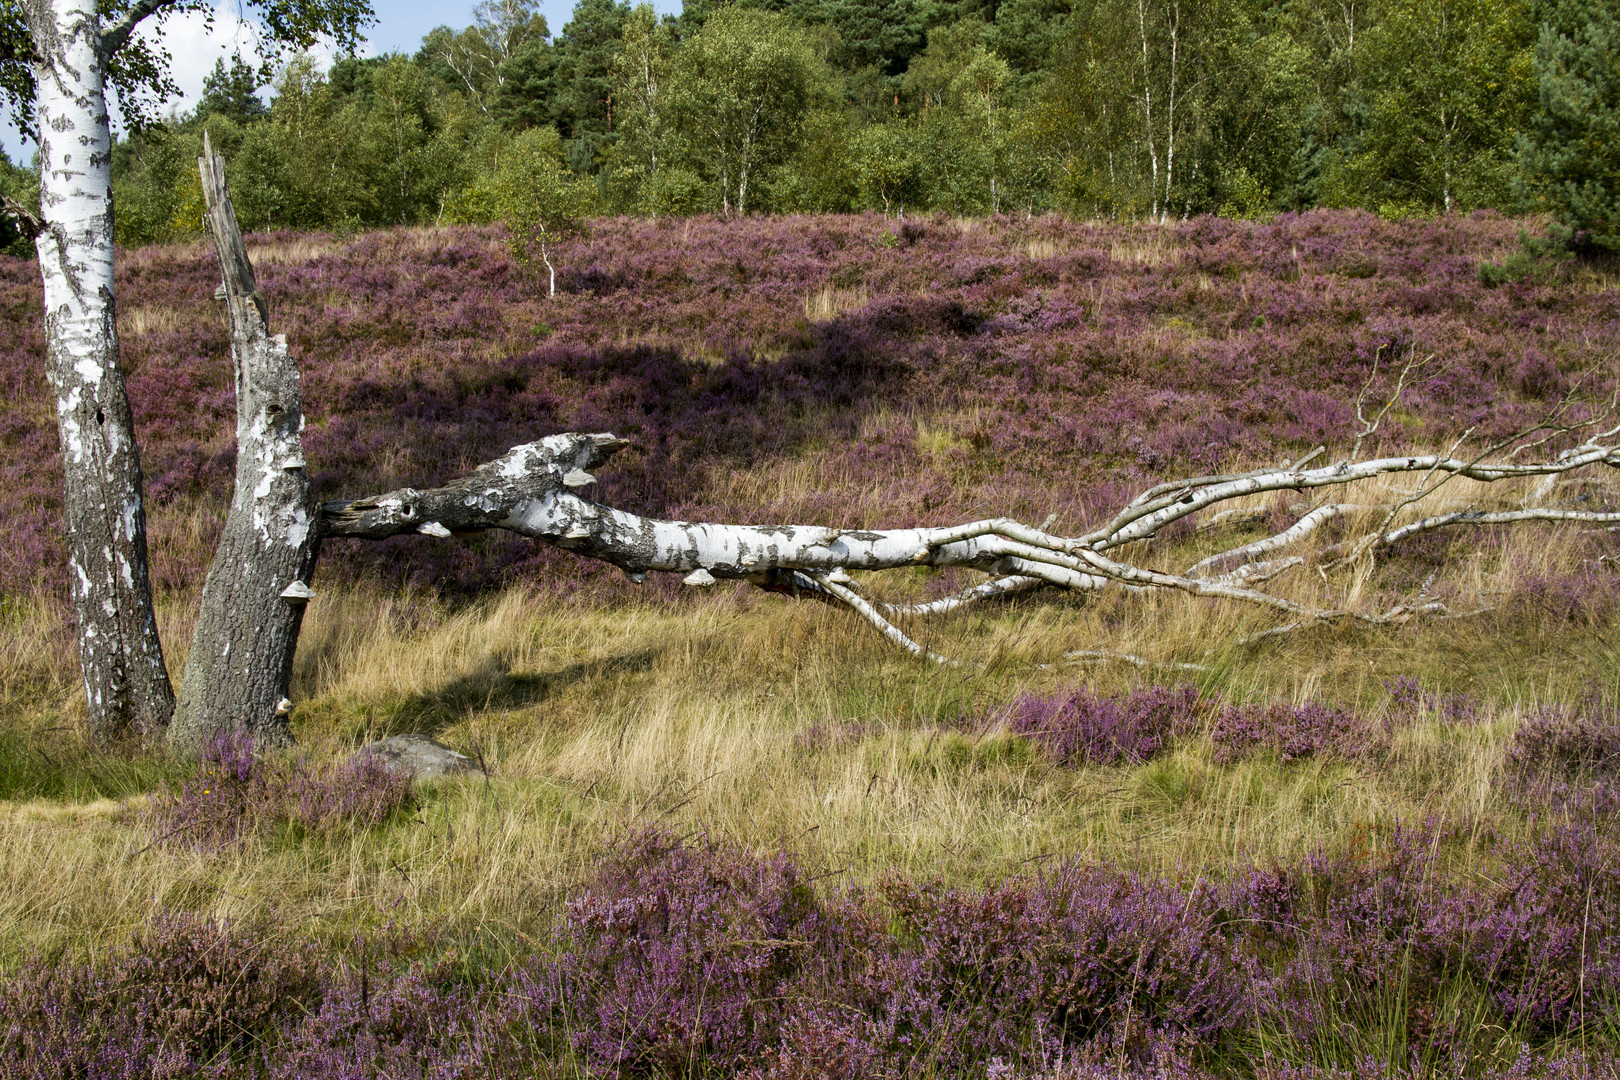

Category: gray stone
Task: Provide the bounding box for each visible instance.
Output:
[359,733,479,781]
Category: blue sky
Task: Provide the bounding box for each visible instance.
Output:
[2,0,677,163]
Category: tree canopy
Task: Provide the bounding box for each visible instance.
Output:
[5,0,1618,243]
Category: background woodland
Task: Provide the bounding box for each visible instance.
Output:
[2,0,1618,254]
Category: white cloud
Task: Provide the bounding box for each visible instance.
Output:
[115,2,352,129]
[0,2,351,160]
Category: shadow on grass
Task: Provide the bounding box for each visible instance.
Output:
[305,646,667,743]
[0,725,188,802]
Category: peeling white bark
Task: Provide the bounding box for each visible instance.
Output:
[1185,504,1375,578]
[27,0,173,739]
[116,152,1620,722]
[319,428,1619,663]
[1378,508,1620,546]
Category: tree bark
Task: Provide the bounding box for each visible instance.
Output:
[167,136,321,752]
[27,0,173,740]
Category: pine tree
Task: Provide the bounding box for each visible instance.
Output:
[1518,0,1620,252]
[195,56,269,124]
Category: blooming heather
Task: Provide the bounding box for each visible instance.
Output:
[150,732,414,849]
[999,684,1202,765]
[2,211,1614,599]
[2,821,1619,1077]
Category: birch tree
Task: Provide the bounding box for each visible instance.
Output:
[181,145,1620,744]
[664,6,826,215]
[7,0,1620,756]
[421,0,548,115]
[493,125,594,297]
[4,0,367,741]
[611,3,672,179]
[1328,0,1534,213]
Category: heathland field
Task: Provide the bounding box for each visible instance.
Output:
[1,212,1618,1077]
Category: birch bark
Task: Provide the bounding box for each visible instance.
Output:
[168,138,321,752]
[26,0,174,739]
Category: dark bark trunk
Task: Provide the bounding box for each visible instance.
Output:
[168,136,320,752]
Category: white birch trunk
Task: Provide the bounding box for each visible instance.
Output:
[1136,0,1160,221]
[27,0,174,740]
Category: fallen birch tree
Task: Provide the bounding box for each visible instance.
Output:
[138,145,1620,749]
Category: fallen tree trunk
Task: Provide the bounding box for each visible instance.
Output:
[315,427,1620,664]
[172,153,1620,747]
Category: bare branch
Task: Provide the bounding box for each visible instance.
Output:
[1185,504,1375,578]
[100,0,174,58]
[1351,347,1426,460]
[1196,507,1268,535]
[0,193,41,239]
[1064,650,1211,673]
[881,575,1048,617]
[1093,441,1618,549]
[1379,508,1620,547]
[810,573,958,666]
[313,424,1618,664]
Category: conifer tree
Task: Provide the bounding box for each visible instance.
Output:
[1518,0,1620,252]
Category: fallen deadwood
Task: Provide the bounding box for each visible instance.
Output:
[180,148,1620,746]
[317,426,1619,662]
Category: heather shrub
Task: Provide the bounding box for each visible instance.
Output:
[1259,817,1620,1064]
[2,828,1618,1077]
[553,828,824,1076]
[796,864,1253,1074]
[152,730,278,848]
[267,957,495,1080]
[1209,702,1376,765]
[283,754,417,834]
[1508,567,1620,627]
[1463,817,1620,1034]
[1507,694,1620,779]
[1383,677,1484,728]
[0,914,322,1078]
[1000,685,1202,766]
[1265,825,1497,1062]
[151,732,414,849]
[8,211,1616,603]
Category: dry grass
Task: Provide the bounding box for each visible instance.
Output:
[118,304,188,338]
[246,238,342,266]
[803,283,871,321]
[1109,231,1182,266]
[0,460,1613,962]
[1020,238,1066,260]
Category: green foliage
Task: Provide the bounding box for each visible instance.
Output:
[1476,230,1573,285]
[855,121,924,214]
[83,0,1581,237]
[765,109,862,212]
[1321,0,1535,215]
[597,3,676,212]
[492,126,595,293]
[789,0,933,78]
[196,57,270,125]
[549,0,633,172]
[1517,0,1620,253]
[418,0,551,114]
[0,146,37,258]
[110,52,504,243]
[662,6,834,214]
[0,0,372,143]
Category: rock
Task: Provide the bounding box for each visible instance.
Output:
[359,733,478,781]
